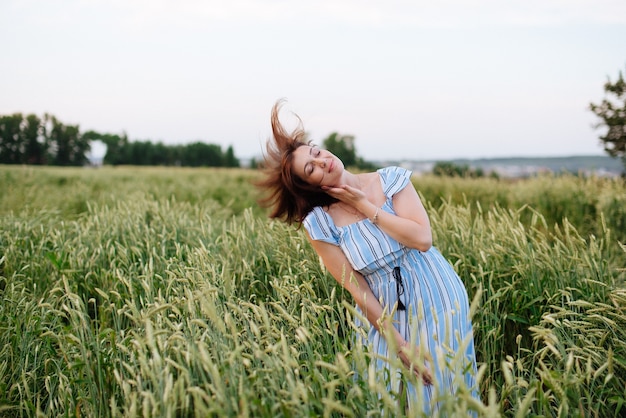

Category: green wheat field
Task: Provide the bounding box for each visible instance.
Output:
[1,165,625,417]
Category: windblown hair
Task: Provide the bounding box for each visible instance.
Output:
[256,100,337,225]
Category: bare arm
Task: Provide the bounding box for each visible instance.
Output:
[324,180,432,251]
[306,232,433,383]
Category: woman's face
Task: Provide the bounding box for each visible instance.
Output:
[291,145,344,187]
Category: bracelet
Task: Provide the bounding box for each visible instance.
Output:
[371,207,380,224]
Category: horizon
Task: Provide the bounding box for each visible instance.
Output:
[86,139,611,164]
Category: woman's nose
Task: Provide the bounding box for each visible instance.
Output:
[313,158,326,167]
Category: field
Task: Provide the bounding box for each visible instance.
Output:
[1,165,625,417]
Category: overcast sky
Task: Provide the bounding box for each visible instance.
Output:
[2,0,625,161]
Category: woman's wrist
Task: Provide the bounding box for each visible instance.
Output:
[360,202,380,224]
[397,339,409,354]
[370,206,380,224]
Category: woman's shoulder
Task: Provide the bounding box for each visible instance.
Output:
[377,165,412,177]
[377,166,413,196]
[302,207,340,245]
[303,206,326,223]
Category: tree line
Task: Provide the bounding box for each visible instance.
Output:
[3,65,624,173]
[0,113,89,166]
[83,131,239,167]
[0,113,240,167]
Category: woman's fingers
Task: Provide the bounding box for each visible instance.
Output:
[398,345,433,385]
[417,366,433,385]
[323,184,365,204]
[408,360,432,385]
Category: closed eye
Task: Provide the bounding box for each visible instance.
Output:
[305,147,321,176]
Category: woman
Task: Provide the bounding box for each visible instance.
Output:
[257,101,478,414]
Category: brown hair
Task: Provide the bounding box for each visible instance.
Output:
[256,100,337,225]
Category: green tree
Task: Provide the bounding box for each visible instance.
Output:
[355,157,378,171]
[83,130,129,165]
[224,145,240,167]
[0,113,52,164]
[48,117,90,166]
[150,142,170,165]
[181,142,224,167]
[432,161,485,178]
[589,67,626,173]
[323,132,357,167]
[0,113,25,164]
[22,114,48,164]
[125,140,151,165]
[10,120,244,168]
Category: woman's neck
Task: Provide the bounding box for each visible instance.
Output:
[342,171,362,189]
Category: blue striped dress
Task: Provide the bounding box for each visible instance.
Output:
[303,166,478,414]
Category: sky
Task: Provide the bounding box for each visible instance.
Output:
[2,0,626,162]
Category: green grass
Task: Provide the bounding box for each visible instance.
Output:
[0,165,624,417]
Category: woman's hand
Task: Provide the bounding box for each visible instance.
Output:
[322,184,366,208]
[397,341,434,385]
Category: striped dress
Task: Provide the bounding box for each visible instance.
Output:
[303,166,478,414]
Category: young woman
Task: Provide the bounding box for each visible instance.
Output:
[257,101,479,413]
